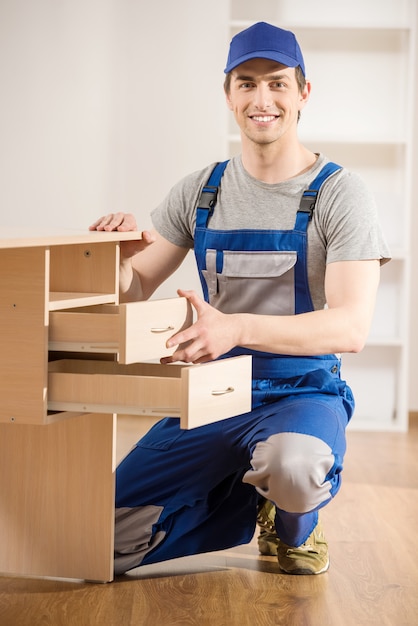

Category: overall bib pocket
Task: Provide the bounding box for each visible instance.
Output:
[202,249,297,315]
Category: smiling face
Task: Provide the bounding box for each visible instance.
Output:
[225,58,310,148]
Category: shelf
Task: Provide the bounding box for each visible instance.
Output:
[227,134,409,148]
[385,250,407,261]
[49,292,117,311]
[342,347,406,430]
[365,338,403,348]
[230,20,411,33]
[230,0,413,29]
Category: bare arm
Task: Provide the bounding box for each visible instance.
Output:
[125,229,188,301]
[89,213,188,301]
[162,259,380,363]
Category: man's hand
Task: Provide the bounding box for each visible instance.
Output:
[89,213,156,260]
[89,212,138,232]
[161,289,239,364]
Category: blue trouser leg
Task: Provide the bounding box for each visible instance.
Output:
[241,394,348,546]
[114,389,351,574]
[114,416,259,573]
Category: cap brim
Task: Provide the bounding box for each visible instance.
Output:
[224,51,301,74]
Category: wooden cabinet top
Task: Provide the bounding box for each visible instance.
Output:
[0,228,142,249]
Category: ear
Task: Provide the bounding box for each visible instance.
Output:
[299,80,311,112]
[224,89,234,111]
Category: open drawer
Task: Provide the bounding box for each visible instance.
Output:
[49,297,193,363]
[48,356,252,429]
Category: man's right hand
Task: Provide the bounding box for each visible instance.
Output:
[89,212,138,232]
[89,212,188,302]
[89,213,156,260]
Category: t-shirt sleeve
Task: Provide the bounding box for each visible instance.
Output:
[151,165,216,249]
[316,169,391,265]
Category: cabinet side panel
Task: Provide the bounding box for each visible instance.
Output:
[0,413,115,582]
[0,247,48,424]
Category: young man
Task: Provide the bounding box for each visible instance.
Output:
[91,22,390,575]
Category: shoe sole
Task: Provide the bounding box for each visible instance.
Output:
[278,558,330,576]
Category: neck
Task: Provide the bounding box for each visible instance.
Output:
[240,138,318,184]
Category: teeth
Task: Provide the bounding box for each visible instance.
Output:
[252,116,276,122]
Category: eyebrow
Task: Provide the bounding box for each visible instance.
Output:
[234,72,290,82]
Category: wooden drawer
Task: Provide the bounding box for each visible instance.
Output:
[48,356,252,429]
[49,297,193,363]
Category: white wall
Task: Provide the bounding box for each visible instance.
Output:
[1,1,116,227]
[0,0,228,295]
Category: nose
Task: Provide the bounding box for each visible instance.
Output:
[254,84,273,110]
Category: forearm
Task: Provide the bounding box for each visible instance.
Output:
[119,259,146,303]
[235,307,369,356]
[234,260,380,356]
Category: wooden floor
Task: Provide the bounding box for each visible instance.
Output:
[1,416,417,626]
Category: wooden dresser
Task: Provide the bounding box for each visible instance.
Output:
[0,230,251,582]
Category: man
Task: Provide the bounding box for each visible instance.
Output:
[90,22,390,575]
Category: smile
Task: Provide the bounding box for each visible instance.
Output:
[251,115,277,123]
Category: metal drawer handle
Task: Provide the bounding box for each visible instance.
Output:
[150,326,175,333]
[211,386,234,396]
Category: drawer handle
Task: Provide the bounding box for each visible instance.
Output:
[211,386,234,396]
[150,326,175,333]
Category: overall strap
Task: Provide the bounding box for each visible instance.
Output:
[195,160,230,228]
[196,159,342,230]
[295,161,342,230]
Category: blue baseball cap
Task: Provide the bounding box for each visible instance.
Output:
[224,22,305,77]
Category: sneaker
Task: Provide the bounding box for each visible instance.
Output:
[277,518,329,575]
[256,499,279,557]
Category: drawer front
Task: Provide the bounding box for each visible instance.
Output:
[180,356,252,429]
[119,297,193,363]
[48,356,252,428]
[49,297,193,363]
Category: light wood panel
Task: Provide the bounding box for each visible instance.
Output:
[0,247,48,424]
[49,242,118,296]
[119,297,193,363]
[0,412,116,582]
[0,228,143,249]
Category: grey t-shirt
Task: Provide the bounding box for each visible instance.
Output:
[151,153,390,310]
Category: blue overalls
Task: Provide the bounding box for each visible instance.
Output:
[113,161,355,575]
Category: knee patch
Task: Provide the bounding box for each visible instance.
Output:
[243,432,335,513]
[114,505,164,575]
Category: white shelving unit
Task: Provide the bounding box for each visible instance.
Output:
[227,0,415,431]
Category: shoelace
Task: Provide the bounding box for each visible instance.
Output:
[286,543,319,554]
